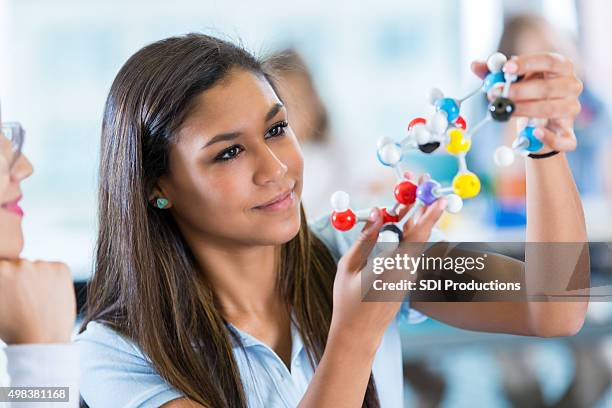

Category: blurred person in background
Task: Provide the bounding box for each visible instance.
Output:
[264,49,398,220]
[468,14,612,408]
[470,14,612,220]
[263,49,347,220]
[502,14,612,196]
[0,112,79,407]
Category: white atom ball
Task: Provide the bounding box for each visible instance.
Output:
[379,143,402,166]
[378,229,400,243]
[414,123,431,145]
[428,111,448,135]
[377,136,394,150]
[494,146,515,167]
[427,87,444,105]
[487,52,507,73]
[330,191,350,212]
[445,194,463,213]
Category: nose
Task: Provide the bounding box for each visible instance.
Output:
[10,154,33,182]
[253,144,288,186]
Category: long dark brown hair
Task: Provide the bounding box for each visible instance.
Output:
[81,33,379,407]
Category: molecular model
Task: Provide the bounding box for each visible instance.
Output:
[330,52,546,242]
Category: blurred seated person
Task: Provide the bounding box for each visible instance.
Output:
[469,14,612,206]
[0,111,79,407]
[265,48,397,220]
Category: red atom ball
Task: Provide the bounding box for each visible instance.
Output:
[394,180,418,205]
[381,208,400,224]
[331,209,357,231]
[455,115,467,130]
[407,117,427,131]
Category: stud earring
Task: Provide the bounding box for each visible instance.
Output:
[155,198,169,209]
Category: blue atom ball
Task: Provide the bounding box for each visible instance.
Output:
[520,126,544,152]
[416,180,441,206]
[483,72,505,93]
[434,98,460,122]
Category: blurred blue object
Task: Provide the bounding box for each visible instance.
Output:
[492,198,526,227]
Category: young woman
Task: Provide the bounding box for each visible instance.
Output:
[0,120,79,406]
[77,34,588,408]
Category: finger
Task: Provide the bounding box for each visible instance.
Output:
[471,61,489,80]
[418,173,430,184]
[402,206,418,236]
[403,171,414,180]
[508,76,583,101]
[398,203,411,220]
[514,98,581,119]
[503,53,573,77]
[417,198,447,235]
[533,127,577,152]
[401,199,446,242]
[402,201,425,236]
[416,202,426,220]
[340,208,383,272]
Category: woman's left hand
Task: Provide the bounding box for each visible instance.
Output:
[471,52,583,153]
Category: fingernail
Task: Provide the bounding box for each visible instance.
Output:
[534,128,544,139]
[438,197,448,210]
[489,87,502,99]
[368,208,379,222]
[503,61,518,74]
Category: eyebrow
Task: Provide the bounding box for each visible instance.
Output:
[203,103,284,148]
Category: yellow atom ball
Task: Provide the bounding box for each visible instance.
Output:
[452,172,481,199]
[446,129,471,155]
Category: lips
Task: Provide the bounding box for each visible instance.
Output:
[1,196,24,218]
[254,188,295,211]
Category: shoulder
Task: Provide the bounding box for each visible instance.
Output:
[77,321,140,353]
[76,321,183,408]
[308,213,359,262]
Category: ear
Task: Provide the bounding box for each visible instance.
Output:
[148,180,173,210]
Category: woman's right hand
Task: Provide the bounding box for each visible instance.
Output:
[329,178,446,351]
[0,260,76,344]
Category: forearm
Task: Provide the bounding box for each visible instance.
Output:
[298,330,378,408]
[525,152,589,336]
[526,152,586,242]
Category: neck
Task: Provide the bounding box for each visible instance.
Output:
[185,233,285,318]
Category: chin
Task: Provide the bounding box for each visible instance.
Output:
[0,232,24,259]
[251,206,302,245]
[277,216,302,244]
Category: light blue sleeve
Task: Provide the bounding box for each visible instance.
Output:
[75,321,183,408]
[308,212,447,324]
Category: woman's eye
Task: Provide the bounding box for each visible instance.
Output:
[266,121,288,139]
[215,145,244,161]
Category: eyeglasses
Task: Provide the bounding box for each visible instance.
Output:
[1,122,25,170]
